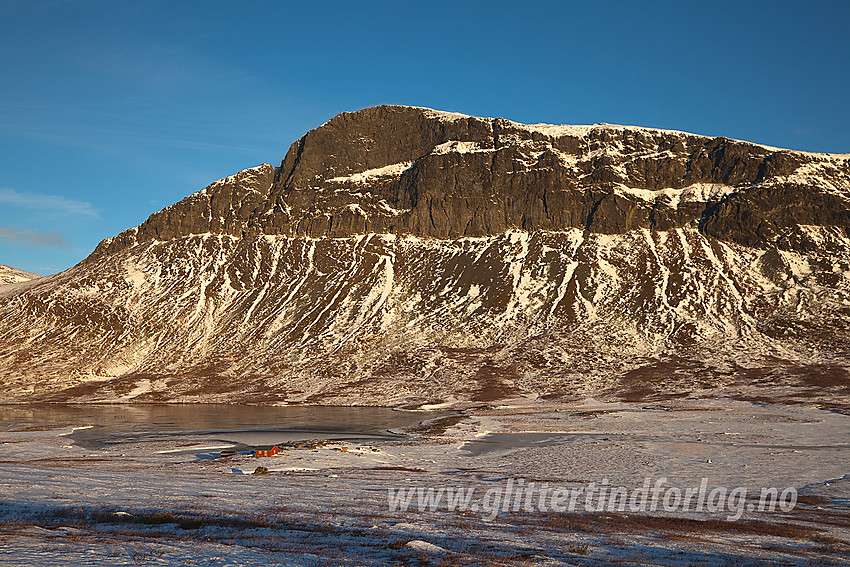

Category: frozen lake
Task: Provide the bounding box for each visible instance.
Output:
[0,404,436,449]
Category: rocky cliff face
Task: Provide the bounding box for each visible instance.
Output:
[92,106,850,251]
[2,106,849,407]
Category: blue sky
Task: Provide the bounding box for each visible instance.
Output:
[1,0,848,274]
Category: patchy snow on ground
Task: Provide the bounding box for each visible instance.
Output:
[0,399,848,566]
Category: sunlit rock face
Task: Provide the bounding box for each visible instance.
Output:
[2,105,849,406]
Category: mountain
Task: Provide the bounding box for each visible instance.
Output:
[0,265,40,286]
[1,105,849,407]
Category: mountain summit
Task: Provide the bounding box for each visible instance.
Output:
[2,106,849,406]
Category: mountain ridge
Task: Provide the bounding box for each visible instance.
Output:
[89,105,850,258]
[2,106,848,407]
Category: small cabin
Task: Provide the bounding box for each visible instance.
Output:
[254,445,279,458]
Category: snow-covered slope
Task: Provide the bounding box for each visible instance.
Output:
[0,265,40,285]
[1,106,848,406]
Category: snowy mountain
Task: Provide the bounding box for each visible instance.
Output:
[1,106,848,406]
[0,265,40,286]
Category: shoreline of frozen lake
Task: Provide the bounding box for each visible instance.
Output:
[1,398,848,566]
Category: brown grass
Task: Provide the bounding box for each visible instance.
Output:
[616,356,706,402]
[791,363,850,392]
[403,414,466,436]
[470,363,521,402]
[385,539,408,550]
[795,494,834,507]
[518,511,821,540]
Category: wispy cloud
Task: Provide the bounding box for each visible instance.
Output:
[0,227,69,248]
[0,187,99,218]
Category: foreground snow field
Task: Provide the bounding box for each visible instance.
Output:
[1,398,848,566]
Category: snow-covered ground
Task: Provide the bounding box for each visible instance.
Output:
[1,399,848,565]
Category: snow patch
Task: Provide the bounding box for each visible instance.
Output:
[420,108,474,122]
[327,161,413,184]
[431,141,494,155]
[404,540,450,554]
[615,183,736,208]
[376,200,411,216]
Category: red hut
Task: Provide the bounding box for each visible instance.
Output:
[254,445,279,457]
